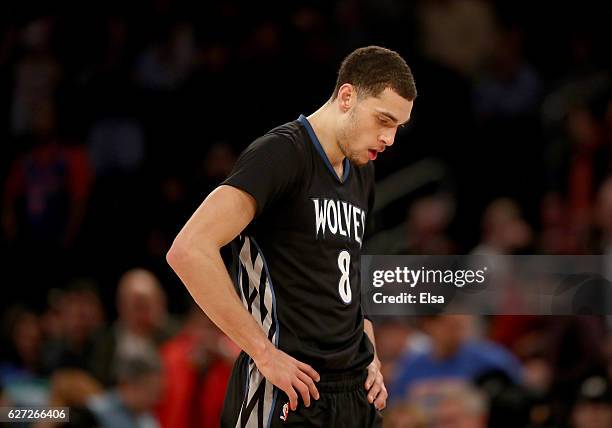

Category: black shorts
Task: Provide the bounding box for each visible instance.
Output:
[221,352,383,428]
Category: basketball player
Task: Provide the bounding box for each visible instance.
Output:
[167,46,416,427]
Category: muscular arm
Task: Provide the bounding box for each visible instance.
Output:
[167,185,269,359]
[167,185,319,410]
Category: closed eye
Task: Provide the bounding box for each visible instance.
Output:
[378,116,393,127]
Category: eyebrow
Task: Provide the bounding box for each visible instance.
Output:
[375,109,409,126]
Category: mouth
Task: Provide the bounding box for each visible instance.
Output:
[368,149,378,160]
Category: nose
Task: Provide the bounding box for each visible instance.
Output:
[379,128,397,147]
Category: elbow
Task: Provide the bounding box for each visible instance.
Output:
[166,233,217,272]
[166,237,190,272]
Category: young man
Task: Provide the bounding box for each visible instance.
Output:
[167,46,416,427]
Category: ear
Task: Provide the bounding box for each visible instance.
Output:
[337,83,355,112]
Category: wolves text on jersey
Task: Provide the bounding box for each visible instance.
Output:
[311,198,367,246]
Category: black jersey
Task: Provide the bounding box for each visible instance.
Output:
[223,115,375,374]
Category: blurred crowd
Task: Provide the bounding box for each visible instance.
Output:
[3,274,612,427]
[1,0,612,427]
[1,269,239,428]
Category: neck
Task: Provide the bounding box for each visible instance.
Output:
[307,101,345,171]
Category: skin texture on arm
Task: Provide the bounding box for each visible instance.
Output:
[166,185,319,410]
[364,319,387,410]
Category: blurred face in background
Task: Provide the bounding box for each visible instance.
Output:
[409,197,453,237]
[336,86,413,166]
[117,269,166,336]
[482,198,532,252]
[59,290,104,345]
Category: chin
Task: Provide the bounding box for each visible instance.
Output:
[349,155,370,167]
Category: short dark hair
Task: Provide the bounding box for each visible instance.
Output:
[332,46,417,101]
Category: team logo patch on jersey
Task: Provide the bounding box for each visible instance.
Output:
[280,402,289,422]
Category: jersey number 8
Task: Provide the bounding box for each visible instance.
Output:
[338,250,352,304]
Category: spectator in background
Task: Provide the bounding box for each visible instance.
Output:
[471,198,532,256]
[388,315,521,406]
[469,17,544,218]
[2,99,92,249]
[134,21,196,91]
[40,281,105,372]
[90,269,178,386]
[539,192,582,254]
[2,98,93,304]
[571,376,612,428]
[475,369,533,428]
[473,25,541,120]
[372,318,429,382]
[365,194,456,255]
[404,195,456,255]
[417,0,496,77]
[9,16,61,137]
[0,306,43,382]
[87,352,163,428]
[0,306,45,406]
[1,4,612,427]
[33,369,102,428]
[156,305,239,428]
[565,94,612,234]
[87,110,145,179]
[541,63,611,226]
[547,317,608,425]
[429,384,488,428]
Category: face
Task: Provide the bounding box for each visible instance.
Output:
[336,86,413,166]
[118,271,166,335]
[121,290,164,335]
